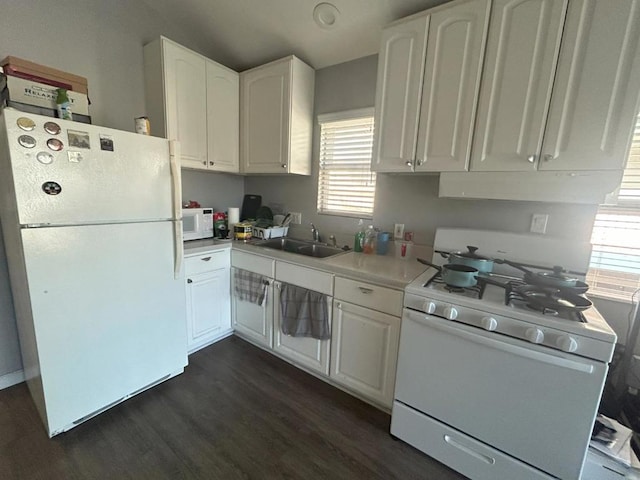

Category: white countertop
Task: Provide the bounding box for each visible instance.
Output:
[183,238,232,256]
[231,239,431,290]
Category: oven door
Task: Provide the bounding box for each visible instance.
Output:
[395,308,608,480]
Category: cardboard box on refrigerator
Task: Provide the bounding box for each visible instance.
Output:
[1,56,88,94]
[3,74,89,116]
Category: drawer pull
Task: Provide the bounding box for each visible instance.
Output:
[187,279,193,284]
[443,435,495,465]
[358,287,374,294]
[201,257,212,261]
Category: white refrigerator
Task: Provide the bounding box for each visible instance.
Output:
[0,108,187,437]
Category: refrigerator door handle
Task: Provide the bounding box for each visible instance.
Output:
[170,140,183,279]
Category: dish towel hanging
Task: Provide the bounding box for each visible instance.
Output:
[234,269,269,306]
[279,283,330,340]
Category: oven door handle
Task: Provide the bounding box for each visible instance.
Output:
[405,310,595,374]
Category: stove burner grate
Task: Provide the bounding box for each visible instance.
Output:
[505,282,586,322]
[425,273,486,299]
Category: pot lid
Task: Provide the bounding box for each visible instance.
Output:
[458,246,490,260]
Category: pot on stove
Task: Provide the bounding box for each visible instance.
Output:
[436,246,494,273]
[417,258,479,288]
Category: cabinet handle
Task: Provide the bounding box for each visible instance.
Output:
[281,164,287,169]
[187,278,193,284]
[209,161,215,166]
[201,257,212,261]
[202,160,207,166]
[543,154,554,162]
[358,287,374,294]
[336,302,342,309]
[526,154,536,163]
[416,159,424,166]
[405,160,413,167]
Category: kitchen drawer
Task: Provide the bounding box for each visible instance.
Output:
[185,249,230,275]
[334,277,402,317]
[276,262,333,296]
[231,250,275,277]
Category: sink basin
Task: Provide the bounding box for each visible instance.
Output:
[255,238,345,258]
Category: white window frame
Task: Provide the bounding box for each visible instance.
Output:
[316,108,376,218]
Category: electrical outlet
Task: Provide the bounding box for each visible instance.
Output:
[530,214,548,234]
[394,223,405,240]
[290,212,302,224]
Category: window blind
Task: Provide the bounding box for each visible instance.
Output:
[587,112,640,300]
[317,110,376,217]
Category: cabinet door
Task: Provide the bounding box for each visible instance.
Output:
[185,267,231,353]
[232,270,274,348]
[241,59,291,173]
[470,0,568,171]
[206,61,240,173]
[162,40,208,170]
[330,301,400,408]
[540,0,640,171]
[415,0,490,172]
[372,15,429,172]
[272,282,331,375]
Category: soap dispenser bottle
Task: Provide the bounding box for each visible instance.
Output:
[354,219,365,252]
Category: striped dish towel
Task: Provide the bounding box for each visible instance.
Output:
[234,269,269,306]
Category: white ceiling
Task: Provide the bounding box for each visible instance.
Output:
[140,0,450,71]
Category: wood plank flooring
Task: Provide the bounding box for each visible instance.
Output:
[0,336,466,479]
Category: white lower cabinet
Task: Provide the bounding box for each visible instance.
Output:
[231,251,276,348]
[273,280,332,375]
[231,269,274,348]
[230,250,404,410]
[330,300,401,409]
[184,249,232,353]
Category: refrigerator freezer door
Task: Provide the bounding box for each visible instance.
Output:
[20,221,187,436]
[2,109,173,226]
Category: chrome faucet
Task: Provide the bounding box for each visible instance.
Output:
[329,235,337,248]
[310,223,321,243]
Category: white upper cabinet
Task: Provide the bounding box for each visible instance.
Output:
[240,56,314,175]
[470,0,568,172]
[372,15,429,172]
[373,0,490,173]
[206,61,240,173]
[415,0,490,172]
[144,37,239,173]
[540,0,640,171]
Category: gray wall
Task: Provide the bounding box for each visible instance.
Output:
[0,0,244,381]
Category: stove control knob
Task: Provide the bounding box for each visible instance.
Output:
[556,335,578,353]
[481,316,498,331]
[444,307,458,320]
[423,301,437,314]
[525,327,544,344]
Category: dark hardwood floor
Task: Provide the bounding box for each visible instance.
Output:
[0,336,466,479]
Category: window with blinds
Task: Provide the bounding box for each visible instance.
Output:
[587,112,640,300]
[317,108,376,218]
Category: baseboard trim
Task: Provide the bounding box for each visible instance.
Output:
[0,369,25,389]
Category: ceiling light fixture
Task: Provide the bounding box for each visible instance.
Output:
[313,2,340,29]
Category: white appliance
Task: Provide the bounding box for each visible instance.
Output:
[391,228,617,480]
[182,207,214,240]
[0,108,187,437]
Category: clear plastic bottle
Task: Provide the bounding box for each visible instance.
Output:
[362,225,377,254]
[354,219,365,252]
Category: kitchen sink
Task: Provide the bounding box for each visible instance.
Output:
[255,238,345,258]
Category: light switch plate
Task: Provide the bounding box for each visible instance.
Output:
[290,212,302,224]
[394,223,405,240]
[530,214,548,234]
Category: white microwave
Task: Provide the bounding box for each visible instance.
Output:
[182,208,214,241]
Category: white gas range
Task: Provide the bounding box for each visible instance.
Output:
[391,229,618,480]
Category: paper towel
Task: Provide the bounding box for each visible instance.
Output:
[228,207,240,228]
